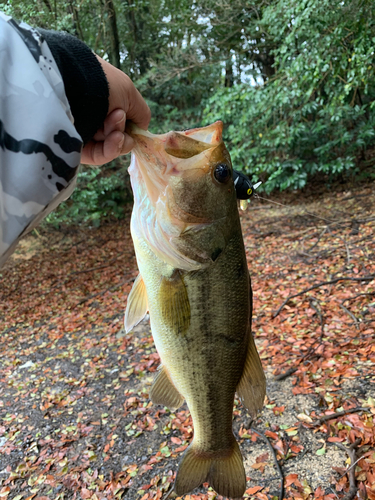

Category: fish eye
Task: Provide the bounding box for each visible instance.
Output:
[214,163,231,183]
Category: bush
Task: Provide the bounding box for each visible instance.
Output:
[44,161,132,228]
[204,0,375,191]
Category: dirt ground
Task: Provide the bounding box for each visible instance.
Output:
[0,181,374,500]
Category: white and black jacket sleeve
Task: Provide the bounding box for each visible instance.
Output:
[0,13,109,267]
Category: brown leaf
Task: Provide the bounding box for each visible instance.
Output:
[255,452,269,463]
[81,488,92,499]
[246,486,263,495]
[251,462,267,473]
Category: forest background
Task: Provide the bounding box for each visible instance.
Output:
[1,0,375,226]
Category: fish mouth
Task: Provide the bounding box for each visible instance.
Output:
[127,121,223,169]
[127,121,223,150]
[127,121,225,217]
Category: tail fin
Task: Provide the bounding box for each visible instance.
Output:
[174,438,246,498]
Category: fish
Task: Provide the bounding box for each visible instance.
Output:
[125,120,266,498]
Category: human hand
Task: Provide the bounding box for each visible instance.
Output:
[81,57,151,165]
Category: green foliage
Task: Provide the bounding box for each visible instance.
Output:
[145,62,222,133]
[204,0,375,191]
[3,0,375,209]
[44,163,132,228]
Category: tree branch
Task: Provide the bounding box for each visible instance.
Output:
[273,276,375,317]
[251,427,284,500]
[312,407,370,426]
[339,304,360,329]
[331,438,362,500]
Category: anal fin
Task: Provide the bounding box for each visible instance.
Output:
[236,332,266,418]
[124,274,148,333]
[149,366,184,410]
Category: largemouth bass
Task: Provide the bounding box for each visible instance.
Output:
[125,121,266,498]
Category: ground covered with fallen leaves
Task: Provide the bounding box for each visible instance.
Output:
[0,182,374,500]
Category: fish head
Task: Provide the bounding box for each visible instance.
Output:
[128,121,238,270]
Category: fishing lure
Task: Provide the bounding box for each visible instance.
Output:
[232,169,262,210]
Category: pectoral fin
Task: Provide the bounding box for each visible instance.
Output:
[124,274,148,333]
[149,366,184,410]
[236,332,266,418]
[159,272,190,335]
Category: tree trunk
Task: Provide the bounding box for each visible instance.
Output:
[253,49,275,80]
[105,0,121,69]
[225,55,234,87]
[68,0,84,41]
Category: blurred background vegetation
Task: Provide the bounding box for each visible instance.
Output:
[1,0,375,225]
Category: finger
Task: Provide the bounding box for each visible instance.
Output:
[92,109,126,142]
[81,131,134,165]
[118,133,135,155]
[92,128,106,142]
[80,139,103,165]
[101,132,133,159]
[103,109,126,136]
[81,131,124,165]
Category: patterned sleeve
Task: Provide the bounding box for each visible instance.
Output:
[0,13,83,268]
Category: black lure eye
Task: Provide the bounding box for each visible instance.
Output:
[214,163,231,183]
